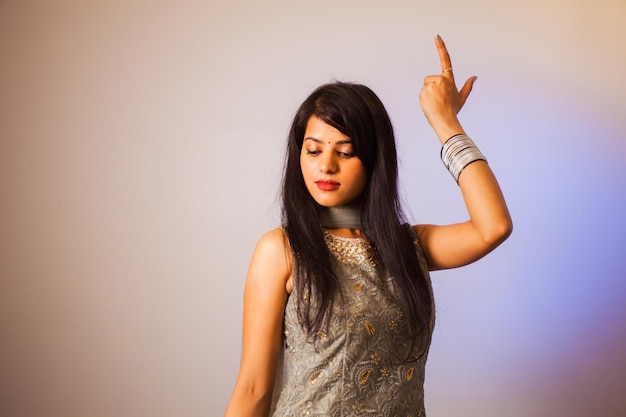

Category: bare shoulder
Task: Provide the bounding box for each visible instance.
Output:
[248,227,293,288]
[258,227,289,247]
[254,228,291,265]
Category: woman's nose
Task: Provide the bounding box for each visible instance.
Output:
[320,152,337,174]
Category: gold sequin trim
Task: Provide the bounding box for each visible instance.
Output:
[323,231,379,272]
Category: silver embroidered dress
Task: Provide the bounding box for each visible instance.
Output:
[271,229,433,417]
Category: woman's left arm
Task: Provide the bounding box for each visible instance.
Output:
[415,35,513,270]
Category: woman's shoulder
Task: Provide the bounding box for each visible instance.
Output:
[257,227,289,248]
[253,227,290,252]
[253,227,293,270]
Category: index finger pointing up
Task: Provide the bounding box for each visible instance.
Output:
[435,35,454,78]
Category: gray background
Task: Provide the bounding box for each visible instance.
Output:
[1,0,625,416]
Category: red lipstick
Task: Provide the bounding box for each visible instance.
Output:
[315,180,340,191]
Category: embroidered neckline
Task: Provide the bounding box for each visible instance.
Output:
[323,230,379,271]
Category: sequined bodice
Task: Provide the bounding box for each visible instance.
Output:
[271,230,433,417]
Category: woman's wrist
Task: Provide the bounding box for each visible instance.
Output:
[440,134,487,183]
[430,118,465,144]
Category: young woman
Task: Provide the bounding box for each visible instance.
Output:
[224,36,512,417]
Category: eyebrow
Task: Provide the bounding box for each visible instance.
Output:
[303,137,353,145]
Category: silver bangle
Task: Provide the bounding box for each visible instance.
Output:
[441,134,487,183]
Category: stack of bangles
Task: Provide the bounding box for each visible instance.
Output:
[440,134,487,183]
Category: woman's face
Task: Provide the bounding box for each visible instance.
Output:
[300,116,367,207]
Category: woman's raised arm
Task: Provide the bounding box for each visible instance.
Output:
[415,35,512,270]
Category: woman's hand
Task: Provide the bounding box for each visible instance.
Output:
[419,35,477,143]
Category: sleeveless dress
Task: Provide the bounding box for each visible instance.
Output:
[271,229,433,417]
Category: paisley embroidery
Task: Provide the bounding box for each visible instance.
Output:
[272,228,433,417]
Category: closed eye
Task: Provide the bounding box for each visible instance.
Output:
[306,149,320,156]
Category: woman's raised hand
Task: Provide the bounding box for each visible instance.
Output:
[419,35,477,143]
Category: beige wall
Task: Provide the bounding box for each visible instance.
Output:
[1,1,625,416]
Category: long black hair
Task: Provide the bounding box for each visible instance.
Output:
[281,81,434,356]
